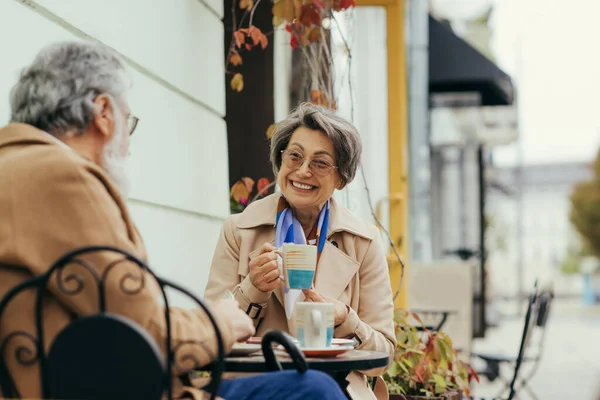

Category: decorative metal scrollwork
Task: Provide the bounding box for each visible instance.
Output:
[0,331,39,366]
[55,258,100,296]
[102,257,145,295]
[172,339,215,373]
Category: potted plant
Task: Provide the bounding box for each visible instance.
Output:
[383,310,479,400]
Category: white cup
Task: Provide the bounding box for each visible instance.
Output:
[294,302,334,348]
[275,243,317,290]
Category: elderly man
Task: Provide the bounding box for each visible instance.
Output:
[0,41,346,400]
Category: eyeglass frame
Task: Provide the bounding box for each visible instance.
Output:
[280,149,338,177]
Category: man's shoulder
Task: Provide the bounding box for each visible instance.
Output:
[2,140,102,186]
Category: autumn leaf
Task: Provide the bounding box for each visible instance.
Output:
[233,30,246,48]
[229,51,242,66]
[266,123,276,139]
[292,0,303,21]
[273,15,285,27]
[230,180,250,202]
[241,177,255,193]
[308,27,321,43]
[272,0,296,23]
[230,73,244,92]
[300,4,321,27]
[259,33,268,49]
[245,43,253,51]
[239,0,253,10]
[257,178,271,194]
[290,35,299,49]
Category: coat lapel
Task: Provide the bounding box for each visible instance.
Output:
[314,240,360,299]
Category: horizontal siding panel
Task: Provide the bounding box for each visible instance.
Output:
[0,0,231,219]
[128,201,224,304]
[127,69,230,219]
[31,0,225,115]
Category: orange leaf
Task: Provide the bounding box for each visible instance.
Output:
[248,26,262,46]
[272,0,296,22]
[293,0,303,21]
[266,123,276,139]
[229,51,243,66]
[241,177,255,193]
[239,0,253,10]
[230,73,244,92]
[308,27,321,43]
[259,33,268,50]
[230,180,250,201]
[233,30,246,48]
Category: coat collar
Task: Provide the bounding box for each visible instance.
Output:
[0,123,64,148]
[236,192,374,241]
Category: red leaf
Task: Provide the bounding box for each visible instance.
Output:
[313,0,324,7]
[257,178,271,194]
[290,35,299,49]
[245,43,253,51]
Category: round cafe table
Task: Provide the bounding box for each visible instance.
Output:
[201,349,390,398]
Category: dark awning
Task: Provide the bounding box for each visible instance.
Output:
[429,15,514,106]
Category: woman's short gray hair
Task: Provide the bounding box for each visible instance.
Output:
[9,41,129,136]
[270,103,362,187]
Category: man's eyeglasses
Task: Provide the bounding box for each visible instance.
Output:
[280,149,337,177]
[127,114,139,136]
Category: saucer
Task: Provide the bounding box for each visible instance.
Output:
[229,343,262,356]
[277,344,354,357]
[300,345,354,357]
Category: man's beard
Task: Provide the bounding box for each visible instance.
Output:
[101,123,131,197]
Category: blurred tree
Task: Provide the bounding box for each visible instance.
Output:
[570,148,600,258]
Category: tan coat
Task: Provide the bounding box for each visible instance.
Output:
[0,124,234,399]
[205,193,396,399]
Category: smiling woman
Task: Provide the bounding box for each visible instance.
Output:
[205,103,396,400]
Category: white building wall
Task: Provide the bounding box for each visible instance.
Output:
[335,7,390,238]
[0,0,229,302]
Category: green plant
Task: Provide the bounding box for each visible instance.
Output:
[383,310,479,398]
[230,176,274,213]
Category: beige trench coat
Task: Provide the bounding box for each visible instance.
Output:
[205,193,396,399]
[0,124,234,399]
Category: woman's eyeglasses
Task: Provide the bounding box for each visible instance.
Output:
[280,149,337,177]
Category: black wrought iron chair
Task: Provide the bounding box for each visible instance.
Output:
[411,309,456,332]
[471,281,541,400]
[0,245,226,400]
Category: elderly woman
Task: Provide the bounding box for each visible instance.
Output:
[205,102,396,399]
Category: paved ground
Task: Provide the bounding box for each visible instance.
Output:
[469,299,600,399]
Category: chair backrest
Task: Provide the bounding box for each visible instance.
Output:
[46,313,165,400]
[0,245,225,400]
[506,281,540,400]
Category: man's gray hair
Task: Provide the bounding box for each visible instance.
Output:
[270,102,362,187]
[9,41,128,135]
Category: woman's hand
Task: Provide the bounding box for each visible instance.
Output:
[302,289,349,327]
[248,243,282,293]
